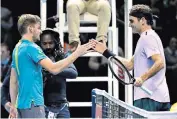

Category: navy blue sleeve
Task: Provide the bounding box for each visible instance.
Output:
[56,52,78,78]
[57,64,78,79]
[1,68,10,107]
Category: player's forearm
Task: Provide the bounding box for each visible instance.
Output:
[10,81,18,105]
[102,49,133,70]
[1,85,10,107]
[115,56,134,71]
[52,51,80,74]
[5,102,11,113]
[141,60,164,81]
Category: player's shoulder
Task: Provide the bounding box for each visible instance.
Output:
[145,30,159,38]
[12,41,23,53]
[143,31,159,42]
[27,42,42,51]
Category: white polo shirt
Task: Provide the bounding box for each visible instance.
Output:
[134,29,170,102]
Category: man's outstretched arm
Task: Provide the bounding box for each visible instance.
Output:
[91,40,134,71]
[39,42,96,74]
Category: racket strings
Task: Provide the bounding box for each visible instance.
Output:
[111,59,132,84]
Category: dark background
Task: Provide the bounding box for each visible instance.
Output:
[1,0,177,118]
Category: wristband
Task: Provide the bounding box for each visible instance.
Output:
[103,49,116,59]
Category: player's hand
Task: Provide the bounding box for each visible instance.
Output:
[89,39,107,54]
[5,102,12,113]
[134,77,144,87]
[9,105,18,118]
[75,41,96,56]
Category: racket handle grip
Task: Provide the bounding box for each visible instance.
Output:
[140,86,153,95]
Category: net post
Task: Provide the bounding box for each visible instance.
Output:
[91,89,96,118]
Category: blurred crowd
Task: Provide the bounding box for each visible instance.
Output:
[1,0,177,118]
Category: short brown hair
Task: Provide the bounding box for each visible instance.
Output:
[17,14,41,35]
[129,4,153,25]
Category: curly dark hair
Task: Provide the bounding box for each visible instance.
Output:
[40,29,65,61]
[129,4,153,25]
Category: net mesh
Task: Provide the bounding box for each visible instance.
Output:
[94,92,147,118]
[92,89,177,119]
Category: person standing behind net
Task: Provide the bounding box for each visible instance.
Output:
[91,4,170,111]
[9,14,96,118]
[67,0,111,52]
[40,28,78,118]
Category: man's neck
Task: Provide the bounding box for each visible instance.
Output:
[139,25,152,35]
[21,34,33,42]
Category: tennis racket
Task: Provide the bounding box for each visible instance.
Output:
[108,56,153,95]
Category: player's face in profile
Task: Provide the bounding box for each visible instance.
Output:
[129,16,141,34]
[41,34,55,54]
[32,23,41,41]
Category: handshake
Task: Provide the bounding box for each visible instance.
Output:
[74,39,107,56]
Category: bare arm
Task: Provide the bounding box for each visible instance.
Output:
[10,68,18,106]
[90,40,134,70]
[140,54,164,81]
[115,56,134,71]
[39,51,80,75]
[39,42,95,75]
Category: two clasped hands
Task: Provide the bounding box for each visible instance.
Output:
[75,39,107,56]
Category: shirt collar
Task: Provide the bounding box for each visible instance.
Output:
[140,29,153,36]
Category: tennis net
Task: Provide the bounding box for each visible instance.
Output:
[92,88,177,119]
